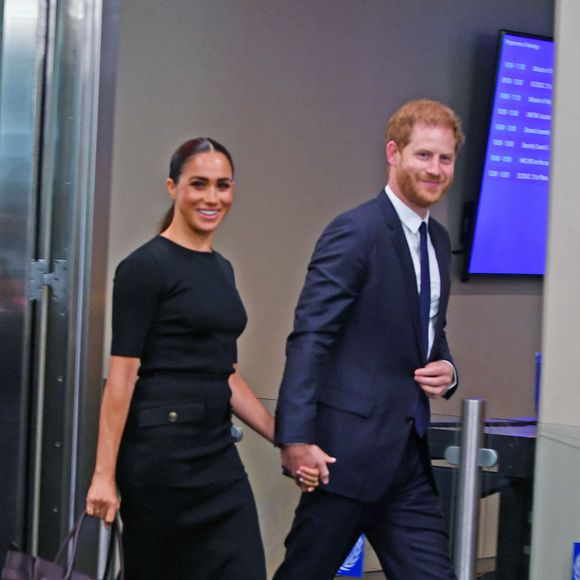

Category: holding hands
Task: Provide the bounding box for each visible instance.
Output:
[295,464,321,492]
[281,444,336,488]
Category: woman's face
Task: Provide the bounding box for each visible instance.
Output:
[166,151,234,239]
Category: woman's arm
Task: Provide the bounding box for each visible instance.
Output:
[228,368,274,443]
[228,368,319,491]
[86,355,140,524]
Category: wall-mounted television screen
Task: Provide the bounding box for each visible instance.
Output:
[466,30,554,277]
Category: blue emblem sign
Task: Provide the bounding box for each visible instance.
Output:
[336,535,365,577]
[572,542,580,580]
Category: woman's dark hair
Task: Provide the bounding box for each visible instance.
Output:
[160,137,235,233]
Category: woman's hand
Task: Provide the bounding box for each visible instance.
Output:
[86,474,120,525]
[87,356,139,526]
[296,465,320,492]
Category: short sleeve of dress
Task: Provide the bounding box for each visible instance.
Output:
[111,250,161,357]
[214,252,236,287]
[215,253,239,363]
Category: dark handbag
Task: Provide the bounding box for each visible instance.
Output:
[1,513,124,580]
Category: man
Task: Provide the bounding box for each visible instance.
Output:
[274,99,464,580]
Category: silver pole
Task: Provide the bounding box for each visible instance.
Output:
[453,398,486,580]
[97,522,109,577]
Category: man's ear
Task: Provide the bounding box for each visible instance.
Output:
[386,141,400,166]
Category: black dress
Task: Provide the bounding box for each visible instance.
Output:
[112,236,266,580]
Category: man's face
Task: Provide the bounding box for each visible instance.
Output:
[387,122,457,216]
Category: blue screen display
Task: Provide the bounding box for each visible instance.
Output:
[468,32,554,276]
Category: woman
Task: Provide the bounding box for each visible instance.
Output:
[86,138,318,580]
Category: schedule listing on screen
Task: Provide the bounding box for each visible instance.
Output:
[468,31,554,276]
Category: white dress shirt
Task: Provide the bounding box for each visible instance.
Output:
[384,186,456,390]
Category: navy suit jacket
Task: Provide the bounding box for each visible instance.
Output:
[275,192,457,502]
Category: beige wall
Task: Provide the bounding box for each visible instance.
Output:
[108,0,553,414]
[107,1,555,575]
[530,0,580,577]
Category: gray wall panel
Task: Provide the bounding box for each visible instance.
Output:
[109,0,554,416]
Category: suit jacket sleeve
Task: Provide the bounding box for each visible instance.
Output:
[275,212,368,446]
[429,221,458,398]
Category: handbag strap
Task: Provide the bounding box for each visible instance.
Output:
[53,513,124,580]
[53,513,86,567]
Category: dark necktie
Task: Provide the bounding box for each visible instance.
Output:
[415,221,431,437]
[419,221,430,362]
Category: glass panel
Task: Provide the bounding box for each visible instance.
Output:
[430,412,536,579]
[428,413,461,567]
[0,0,43,552]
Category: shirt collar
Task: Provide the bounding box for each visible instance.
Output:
[384,185,429,234]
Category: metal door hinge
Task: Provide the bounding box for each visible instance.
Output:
[29,259,67,302]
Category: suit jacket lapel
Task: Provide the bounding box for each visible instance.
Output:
[377,193,424,358]
[430,221,451,349]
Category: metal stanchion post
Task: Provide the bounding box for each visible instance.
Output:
[454,398,485,579]
[443,398,498,580]
[97,520,109,577]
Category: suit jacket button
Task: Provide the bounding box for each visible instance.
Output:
[168,411,178,422]
[407,416,415,425]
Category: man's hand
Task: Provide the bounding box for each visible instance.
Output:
[414,360,454,399]
[281,444,336,485]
